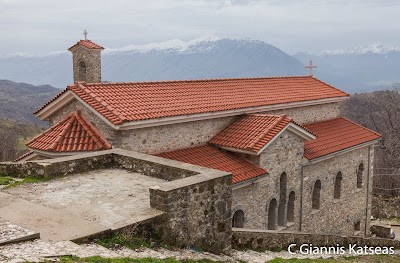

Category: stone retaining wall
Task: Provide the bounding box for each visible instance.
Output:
[150,172,232,254]
[232,228,400,251]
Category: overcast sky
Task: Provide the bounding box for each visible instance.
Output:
[1,0,400,55]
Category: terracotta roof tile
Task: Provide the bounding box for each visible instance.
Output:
[27,111,112,153]
[14,151,34,162]
[155,145,267,184]
[68,40,104,51]
[35,76,349,125]
[209,114,313,153]
[304,117,382,160]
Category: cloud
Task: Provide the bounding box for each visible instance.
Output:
[0,0,399,55]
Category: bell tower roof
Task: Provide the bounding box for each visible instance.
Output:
[68,39,104,52]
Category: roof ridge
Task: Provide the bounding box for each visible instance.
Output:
[75,111,112,149]
[26,111,76,146]
[49,112,77,150]
[83,76,314,86]
[247,114,287,149]
[14,151,34,162]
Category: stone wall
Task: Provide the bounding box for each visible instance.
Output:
[0,149,199,180]
[232,228,400,251]
[372,195,400,219]
[264,103,340,124]
[371,224,392,239]
[302,147,374,237]
[48,100,119,145]
[150,171,232,253]
[231,130,304,231]
[71,47,102,83]
[120,116,238,154]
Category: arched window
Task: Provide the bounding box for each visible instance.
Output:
[278,173,287,227]
[268,198,277,230]
[232,210,245,228]
[287,191,295,223]
[312,180,321,210]
[78,60,87,81]
[354,221,361,235]
[334,172,342,199]
[354,221,361,231]
[357,163,364,188]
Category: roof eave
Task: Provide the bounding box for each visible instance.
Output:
[304,138,381,165]
[231,173,269,189]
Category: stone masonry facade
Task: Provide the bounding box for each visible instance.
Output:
[230,131,374,237]
[43,97,376,238]
[71,46,102,83]
[302,146,374,237]
[231,130,304,232]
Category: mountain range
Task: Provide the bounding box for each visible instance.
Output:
[0,38,400,93]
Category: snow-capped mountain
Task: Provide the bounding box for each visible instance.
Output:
[294,43,400,93]
[319,43,400,56]
[0,37,305,89]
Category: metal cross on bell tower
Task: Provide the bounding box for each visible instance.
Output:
[305,60,317,76]
[83,30,88,40]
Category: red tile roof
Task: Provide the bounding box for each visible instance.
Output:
[304,117,381,160]
[35,76,348,125]
[68,40,104,51]
[209,114,313,153]
[155,145,267,184]
[14,151,34,162]
[27,111,112,153]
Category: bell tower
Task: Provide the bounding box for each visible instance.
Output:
[68,31,104,83]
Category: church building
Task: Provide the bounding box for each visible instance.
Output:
[16,38,382,237]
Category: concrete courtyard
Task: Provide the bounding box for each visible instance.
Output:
[0,169,165,241]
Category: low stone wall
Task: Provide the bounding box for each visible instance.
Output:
[0,149,199,180]
[150,171,232,254]
[372,195,400,219]
[232,228,400,251]
[371,224,392,239]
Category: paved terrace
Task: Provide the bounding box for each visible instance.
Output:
[0,169,165,241]
[0,149,232,253]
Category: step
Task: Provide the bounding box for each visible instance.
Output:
[0,219,40,246]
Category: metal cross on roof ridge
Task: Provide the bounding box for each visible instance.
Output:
[305,59,317,76]
[83,30,88,41]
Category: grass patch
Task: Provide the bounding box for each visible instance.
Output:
[4,176,53,188]
[0,176,14,185]
[59,256,221,263]
[97,235,152,250]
